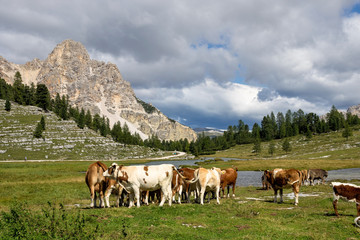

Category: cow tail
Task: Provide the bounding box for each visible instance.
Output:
[96,161,108,172]
[172,166,188,180]
[187,169,200,184]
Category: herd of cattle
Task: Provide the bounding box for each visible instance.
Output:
[85,161,360,220]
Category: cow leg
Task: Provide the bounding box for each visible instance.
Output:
[90,186,95,208]
[104,188,113,208]
[310,178,314,186]
[221,183,226,198]
[280,189,283,203]
[144,191,149,205]
[199,187,205,205]
[333,199,339,216]
[99,184,105,208]
[216,186,220,204]
[293,184,300,206]
[178,185,183,204]
[200,189,205,205]
[232,182,236,197]
[128,192,135,208]
[168,185,173,206]
[134,189,141,208]
[273,189,278,203]
[356,202,360,216]
[332,193,340,216]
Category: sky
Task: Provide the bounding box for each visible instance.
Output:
[1,0,360,130]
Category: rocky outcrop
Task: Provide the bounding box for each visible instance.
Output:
[347,104,360,118]
[0,40,197,142]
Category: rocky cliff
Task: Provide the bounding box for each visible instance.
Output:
[0,40,197,142]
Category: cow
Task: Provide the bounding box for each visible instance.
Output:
[85,161,120,208]
[300,169,308,185]
[261,172,271,190]
[263,168,302,205]
[172,169,185,204]
[220,168,238,197]
[188,167,223,205]
[103,163,174,208]
[331,182,360,217]
[308,169,328,185]
[177,167,197,203]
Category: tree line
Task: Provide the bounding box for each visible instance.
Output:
[2,72,359,157]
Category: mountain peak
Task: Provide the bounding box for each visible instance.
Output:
[47,39,90,65]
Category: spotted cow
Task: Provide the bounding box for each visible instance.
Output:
[103,163,174,208]
[331,182,360,217]
[85,161,120,208]
[263,168,302,205]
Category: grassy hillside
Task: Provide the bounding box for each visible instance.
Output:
[198,128,360,170]
[0,99,168,161]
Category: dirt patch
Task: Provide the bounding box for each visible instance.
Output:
[235,225,251,231]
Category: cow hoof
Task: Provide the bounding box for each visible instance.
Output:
[355,216,360,228]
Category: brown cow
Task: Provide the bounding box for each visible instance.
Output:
[300,169,308,185]
[263,168,302,205]
[177,167,197,203]
[261,172,271,190]
[331,182,360,217]
[172,169,185,204]
[220,168,238,197]
[85,161,120,208]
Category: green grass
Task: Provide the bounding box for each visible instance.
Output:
[0,161,359,239]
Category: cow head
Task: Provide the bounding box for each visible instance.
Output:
[263,170,272,183]
[103,163,119,179]
[211,167,225,175]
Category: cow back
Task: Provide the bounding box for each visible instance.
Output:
[220,168,237,184]
[269,169,301,188]
[120,164,174,191]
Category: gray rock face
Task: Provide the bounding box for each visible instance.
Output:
[347,104,360,118]
[0,39,197,142]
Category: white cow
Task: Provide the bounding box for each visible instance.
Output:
[103,163,174,208]
[188,167,223,205]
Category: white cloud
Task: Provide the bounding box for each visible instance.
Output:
[134,79,326,127]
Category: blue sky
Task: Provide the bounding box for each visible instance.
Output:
[1,0,360,129]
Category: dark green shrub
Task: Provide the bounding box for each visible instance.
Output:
[0,202,100,239]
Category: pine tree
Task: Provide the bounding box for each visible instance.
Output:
[77,108,85,129]
[268,141,275,156]
[252,138,261,155]
[85,109,92,128]
[5,99,11,111]
[33,122,43,138]
[305,126,312,140]
[35,84,50,111]
[40,116,46,130]
[13,71,24,105]
[342,123,352,140]
[282,138,292,153]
